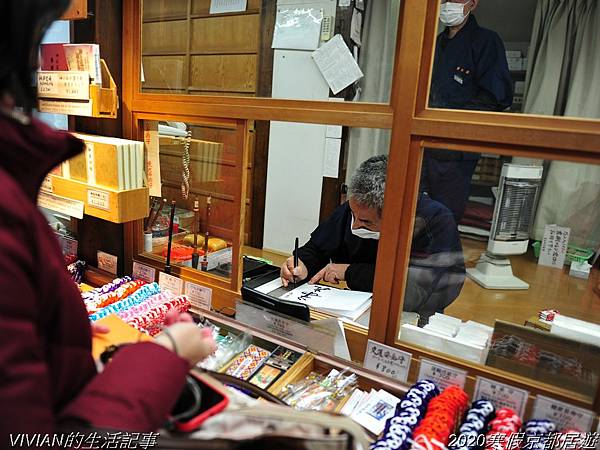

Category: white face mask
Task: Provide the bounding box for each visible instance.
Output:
[350,215,380,240]
[439,2,470,27]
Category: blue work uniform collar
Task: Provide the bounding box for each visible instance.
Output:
[441,14,479,41]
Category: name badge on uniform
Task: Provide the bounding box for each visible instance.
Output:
[454,73,464,85]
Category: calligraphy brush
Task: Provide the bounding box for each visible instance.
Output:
[144,198,158,232]
[192,198,200,269]
[164,200,177,275]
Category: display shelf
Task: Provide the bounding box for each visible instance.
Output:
[61,0,88,20]
[38,59,118,119]
[50,175,148,224]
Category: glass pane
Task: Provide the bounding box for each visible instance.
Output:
[398,146,600,401]
[242,120,391,341]
[140,0,400,103]
[429,0,600,120]
[141,120,242,281]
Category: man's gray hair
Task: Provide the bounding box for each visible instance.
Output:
[349,155,387,215]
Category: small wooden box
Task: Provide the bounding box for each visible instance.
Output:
[38,59,118,119]
[50,175,149,224]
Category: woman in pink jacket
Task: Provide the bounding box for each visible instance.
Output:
[0,0,215,445]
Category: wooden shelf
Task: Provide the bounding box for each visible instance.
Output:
[61,0,87,20]
[38,60,118,119]
[50,175,149,224]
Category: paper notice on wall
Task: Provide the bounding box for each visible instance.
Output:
[338,0,351,6]
[272,8,323,51]
[143,121,162,197]
[312,34,364,94]
[538,224,571,268]
[209,0,247,14]
[323,137,341,178]
[350,8,362,46]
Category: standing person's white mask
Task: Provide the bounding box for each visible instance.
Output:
[350,216,380,240]
[439,2,470,27]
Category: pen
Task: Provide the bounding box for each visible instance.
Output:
[192,198,200,269]
[293,237,299,285]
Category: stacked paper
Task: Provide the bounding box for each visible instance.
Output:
[401,313,493,364]
[62,133,145,191]
[280,283,372,322]
[550,315,600,346]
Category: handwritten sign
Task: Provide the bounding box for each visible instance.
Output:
[158,272,183,295]
[184,281,212,311]
[418,358,467,390]
[474,377,529,417]
[364,340,411,382]
[539,224,571,268]
[97,251,118,275]
[87,188,110,211]
[132,261,156,284]
[532,396,595,432]
[37,71,89,100]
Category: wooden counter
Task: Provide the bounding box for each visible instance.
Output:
[444,239,600,327]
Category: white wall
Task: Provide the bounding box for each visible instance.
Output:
[262,0,337,253]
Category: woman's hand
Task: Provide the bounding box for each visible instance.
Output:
[155,323,216,366]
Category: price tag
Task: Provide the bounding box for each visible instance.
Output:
[97,251,118,275]
[132,261,156,284]
[474,377,529,417]
[532,396,595,432]
[87,188,110,211]
[41,176,53,193]
[364,340,411,382]
[158,272,183,295]
[184,281,212,310]
[418,358,468,390]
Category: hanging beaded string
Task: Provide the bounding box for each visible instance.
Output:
[181,130,192,199]
[371,380,439,450]
[449,400,496,450]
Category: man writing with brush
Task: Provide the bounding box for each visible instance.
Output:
[280,156,466,322]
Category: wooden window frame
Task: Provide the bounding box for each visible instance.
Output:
[123,0,600,410]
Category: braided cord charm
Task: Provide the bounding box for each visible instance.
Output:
[181,130,191,199]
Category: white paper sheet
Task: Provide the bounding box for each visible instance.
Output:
[323,137,341,178]
[272,8,323,51]
[326,124,343,138]
[311,34,364,94]
[338,0,351,6]
[209,0,247,14]
[351,389,400,435]
[350,8,362,46]
[254,277,284,294]
[280,283,371,312]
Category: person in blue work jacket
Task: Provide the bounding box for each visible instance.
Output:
[421,0,513,222]
[280,156,466,323]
